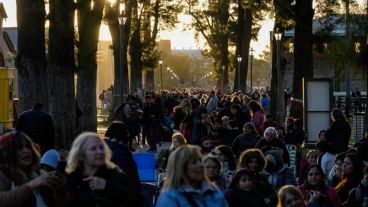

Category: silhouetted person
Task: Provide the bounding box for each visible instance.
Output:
[16,103,55,154]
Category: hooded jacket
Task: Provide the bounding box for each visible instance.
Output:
[263,150,296,190]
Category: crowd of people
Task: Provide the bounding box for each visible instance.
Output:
[1,87,368,207]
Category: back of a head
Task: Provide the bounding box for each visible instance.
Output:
[105,121,130,143]
[331,108,346,121]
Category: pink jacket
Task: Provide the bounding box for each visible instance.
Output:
[252,111,265,135]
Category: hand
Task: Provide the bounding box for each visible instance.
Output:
[83,176,106,190]
[264,198,271,205]
[27,171,60,189]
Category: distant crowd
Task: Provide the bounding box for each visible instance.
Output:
[1,87,368,207]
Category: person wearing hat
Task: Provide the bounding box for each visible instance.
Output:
[263,150,296,191]
[40,149,60,173]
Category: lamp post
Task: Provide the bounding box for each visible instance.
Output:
[221,65,225,89]
[274,32,282,119]
[159,60,163,89]
[237,56,242,91]
[118,10,127,103]
[250,48,254,93]
[166,66,170,89]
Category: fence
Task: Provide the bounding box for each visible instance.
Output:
[353,112,365,143]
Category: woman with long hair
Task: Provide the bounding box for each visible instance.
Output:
[214,145,237,182]
[278,185,306,207]
[0,131,62,207]
[65,132,142,207]
[335,152,363,203]
[104,121,140,189]
[298,165,341,207]
[156,145,228,207]
[225,169,267,207]
[156,132,187,170]
[248,100,265,135]
[239,148,278,207]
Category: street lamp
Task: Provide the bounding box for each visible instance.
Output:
[221,65,225,89]
[249,48,254,93]
[274,32,282,119]
[118,10,127,103]
[159,59,163,89]
[237,56,242,91]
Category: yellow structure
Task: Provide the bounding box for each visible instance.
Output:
[0,68,15,133]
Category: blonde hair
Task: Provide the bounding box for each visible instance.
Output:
[163,145,206,189]
[172,132,187,145]
[66,132,116,173]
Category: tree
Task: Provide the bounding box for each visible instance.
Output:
[76,0,105,131]
[129,0,143,91]
[16,0,48,112]
[47,0,77,148]
[235,0,270,92]
[104,0,130,117]
[289,0,314,119]
[270,0,293,120]
[184,0,230,89]
[142,0,182,89]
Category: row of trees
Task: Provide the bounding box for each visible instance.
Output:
[15,0,368,146]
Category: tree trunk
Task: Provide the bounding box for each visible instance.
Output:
[145,70,154,89]
[290,0,314,119]
[129,2,142,91]
[240,7,252,92]
[47,0,76,148]
[16,0,48,112]
[270,31,278,117]
[76,0,105,131]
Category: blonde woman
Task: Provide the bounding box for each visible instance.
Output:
[65,132,142,207]
[156,132,187,170]
[156,145,228,207]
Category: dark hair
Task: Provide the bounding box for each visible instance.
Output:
[343,152,363,178]
[248,100,264,114]
[331,108,347,121]
[304,165,327,192]
[364,166,368,174]
[0,131,41,185]
[229,168,255,189]
[215,145,237,171]
[239,148,266,172]
[317,129,326,138]
[230,104,242,113]
[203,155,221,170]
[105,121,130,142]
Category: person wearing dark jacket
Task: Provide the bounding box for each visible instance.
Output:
[324,108,351,154]
[225,169,267,207]
[65,132,143,207]
[256,127,290,165]
[345,166,368,207]
[335,152,363,204]
[239,148,278,207]
[16,103,55,154]
[142,95,162,152]
[104,121,140,188]
[231,122,262,158]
